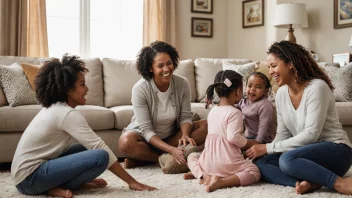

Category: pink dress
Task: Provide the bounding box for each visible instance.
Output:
[187,105,260,186]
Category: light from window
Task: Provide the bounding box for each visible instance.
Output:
[46,0,143,60]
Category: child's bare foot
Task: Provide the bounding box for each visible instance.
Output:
[80,178,108,189]
[334,176,352,195]
[128,182,157,191]
[205,175,221,192]
[200,174,211,185]
[47,188,73,198]
[124,158,153,169]
[295,181,321,194]
[184,172,195,180]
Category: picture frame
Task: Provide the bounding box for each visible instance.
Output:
[334,0,352,29]
[191,0,213,14]
[191,17,213,38]
[242,0,264,28]
[332,52,351,66]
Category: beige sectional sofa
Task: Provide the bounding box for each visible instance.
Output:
[0,56,351,163]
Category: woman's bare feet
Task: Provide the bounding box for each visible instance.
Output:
[124,158,153,169]
[183,172,195,180]
[128,182,157,191]
[47,188,73,198]
[333,176,352,195]
[80,178,108,189]
[295,181,321,194]
[205,175,221,192]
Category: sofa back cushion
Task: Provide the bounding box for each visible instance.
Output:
[194,58,252,102]
[174,59,197,102]
[102,58,141,107]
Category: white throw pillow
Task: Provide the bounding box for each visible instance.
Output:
[0,63,37,107]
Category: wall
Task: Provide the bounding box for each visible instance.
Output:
[176,0,228,60]
[227,0,352,62]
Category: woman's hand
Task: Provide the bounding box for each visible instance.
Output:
[246,144,267,160]
[178,135,196,147]
[128,181,157,191]
[171,147,187,164]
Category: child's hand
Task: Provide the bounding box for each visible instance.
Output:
[246,144,267,160]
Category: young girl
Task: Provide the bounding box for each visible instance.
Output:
[184,70,260,192]
[238,72,276,144]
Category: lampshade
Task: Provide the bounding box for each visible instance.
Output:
[349,34,352,47]
[274,3,308,28]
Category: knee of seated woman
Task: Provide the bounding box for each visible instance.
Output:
[91,149,109,166]
[278,152,298,173]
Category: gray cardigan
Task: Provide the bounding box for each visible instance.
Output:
[125,74,193,142]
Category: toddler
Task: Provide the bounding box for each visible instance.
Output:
[184,70,260,192]
[238,72,276,144]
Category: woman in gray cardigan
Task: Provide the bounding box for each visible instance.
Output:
[119,41,207,169]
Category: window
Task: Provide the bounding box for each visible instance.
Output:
[46,0,143,59]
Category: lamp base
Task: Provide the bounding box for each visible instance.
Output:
[285,25,296,43]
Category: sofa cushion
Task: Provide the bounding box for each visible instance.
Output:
[0,63,38,107]
[75,105,114,130]
[102,58,141,108]
[335,102,352,125]
[110,105,134,130]
[174,60,197,102]
[83,58,104,106]
[0,105,114,132]
[21,63,41,90]
[194,58,252,102]
[319,63,352,102]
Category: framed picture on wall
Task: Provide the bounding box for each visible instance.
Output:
[242,0,264,28]
[332,52,351,66]
[334,0,352,28]
[191,17,213,38]
[191,0,213,14]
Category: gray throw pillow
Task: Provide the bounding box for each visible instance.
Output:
[319,63,352,102]
[0,63,37,107]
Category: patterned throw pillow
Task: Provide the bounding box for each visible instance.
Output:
[0,63,37,107]
[319,63,352,102]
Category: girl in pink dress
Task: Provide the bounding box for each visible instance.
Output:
[185,70,260,192]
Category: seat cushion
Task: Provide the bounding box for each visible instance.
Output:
[0,105,114,132]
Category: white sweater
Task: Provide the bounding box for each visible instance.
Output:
[11,102,117,185]
[266,79,352,154]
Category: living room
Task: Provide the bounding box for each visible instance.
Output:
[1,0,352,197]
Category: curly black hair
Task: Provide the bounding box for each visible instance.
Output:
[205,70,243,109]
[268,41,334,90]
[35,54,89,108]
[136,40,179,80]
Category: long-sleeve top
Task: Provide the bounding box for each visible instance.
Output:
[266,79,352,154]
[125,74,193,142]
[238,98,276,143]
[11,102,117,185]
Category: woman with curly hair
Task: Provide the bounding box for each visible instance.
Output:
[11,54,156,198]
[119,41,208,169]
[246,41,352,195]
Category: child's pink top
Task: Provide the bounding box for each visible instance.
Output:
[198,105,253,177]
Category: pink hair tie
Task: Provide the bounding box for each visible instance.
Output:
[224,78,232,87]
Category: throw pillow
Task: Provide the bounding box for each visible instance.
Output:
[319,63,352,102]
[21,63,41,90]
[0,63,37,107]
[0,86,8,107]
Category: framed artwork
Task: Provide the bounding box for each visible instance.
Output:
[242,0,264,28]
[191,0,213,14]
[332,52,351,66]
[191,17,213,38]
[334,0,352,28]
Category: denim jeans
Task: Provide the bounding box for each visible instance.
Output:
[16,144,109,195]
[254,142,352,189]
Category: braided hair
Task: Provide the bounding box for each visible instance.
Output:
[205,70,243,109]
[35,54,89,108]
[268,41,334,90]
[136,40,179,81]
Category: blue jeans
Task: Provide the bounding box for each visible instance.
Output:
[254,142,352,189]
[16,144,109,195]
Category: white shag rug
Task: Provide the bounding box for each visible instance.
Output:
[0,164,350,198]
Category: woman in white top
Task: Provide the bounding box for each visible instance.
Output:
[11,54,156,198]
[246,41,352,195]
